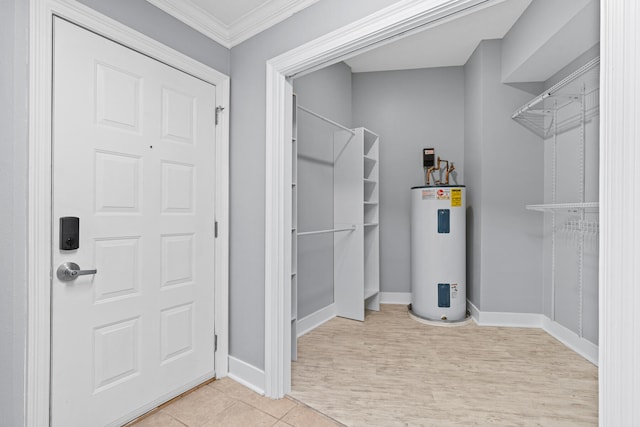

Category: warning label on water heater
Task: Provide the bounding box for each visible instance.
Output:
[451,283,458,299]
[422,189,436,200]
[436,188,450,200]
[451,188,462,207]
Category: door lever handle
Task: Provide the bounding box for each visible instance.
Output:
[57,262,98,282]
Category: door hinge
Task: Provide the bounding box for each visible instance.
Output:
[215,221,218,238]
[214,334,218,352]
[215,106,225,125]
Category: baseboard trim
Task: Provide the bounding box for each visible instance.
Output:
[227,356,265,395]
[542,317,599,365]
[296,303,336,338]
[468,301,543,328]
[467,300,598,366]
[379,292,411,305]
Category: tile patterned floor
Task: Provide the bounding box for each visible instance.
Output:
[128,377,343,427]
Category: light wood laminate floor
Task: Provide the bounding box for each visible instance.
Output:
[290,305,598,426]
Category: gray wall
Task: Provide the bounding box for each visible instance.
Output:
[76,0,230,74]
[0,1,29,425]
[228,0,404,370]
[293,63,353,318]
[463,40,544,313]
[352,67,465,294]
[542,48,600,344]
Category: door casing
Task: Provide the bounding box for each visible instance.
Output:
[263,3,632,427]
[27,0,229,425]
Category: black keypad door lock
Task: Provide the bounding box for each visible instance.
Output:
[60,217,80,250]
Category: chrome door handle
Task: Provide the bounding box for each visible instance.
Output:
[57,262,98,282]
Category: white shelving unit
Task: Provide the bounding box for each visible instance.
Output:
[334,127,380,321]
[513,58,599,337]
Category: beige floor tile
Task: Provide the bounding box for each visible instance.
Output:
[130,411,186,427]
[200,401,278,427]
[160,384,236,426]
[281,405,343,427]
[209,378,297,418]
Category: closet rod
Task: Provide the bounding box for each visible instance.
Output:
[297,105,356,135]
[297,225,356,237]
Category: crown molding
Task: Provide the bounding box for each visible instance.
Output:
[228,0,320,47]
[145,0,230,47]
[145,0,320,48]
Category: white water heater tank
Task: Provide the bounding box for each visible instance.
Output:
[410,186,466,321]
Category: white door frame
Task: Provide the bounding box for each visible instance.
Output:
[265,0,637,423]
[264,0,509,399]
[27,0,230,425]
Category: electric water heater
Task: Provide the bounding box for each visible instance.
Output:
[410,185,466,321]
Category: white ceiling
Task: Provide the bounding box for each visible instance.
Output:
[345,0,532,73]
[191,0,274,26]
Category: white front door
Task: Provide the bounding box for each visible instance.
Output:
[51,18,217,426]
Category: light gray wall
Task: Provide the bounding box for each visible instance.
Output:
[0,0,28,425]
[541,49,600,344]
[463,40,544,313]
[293,62,353,318]
[352,67,465,294]
[545,43,600,89]
[228,0,404,370]
[501,0,595,83]
[76,0,230,74]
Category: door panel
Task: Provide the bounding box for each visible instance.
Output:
[51,18,216,426]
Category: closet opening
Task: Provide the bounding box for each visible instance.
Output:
[283,0,600,424]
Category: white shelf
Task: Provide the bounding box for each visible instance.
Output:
[334,127,380,321]
[526,202,599,213]
[364,288,378,300]
[363,129,378,155]
[512,57,599,138]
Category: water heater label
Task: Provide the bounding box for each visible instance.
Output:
[422,189,436,200]
[451,189,462,207]
[451,283,459,299]
[436,188,450,200]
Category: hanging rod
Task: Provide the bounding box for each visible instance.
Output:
[297,225,356,236]
[297,105,355,135]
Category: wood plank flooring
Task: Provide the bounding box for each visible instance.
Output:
[290,305,598,426]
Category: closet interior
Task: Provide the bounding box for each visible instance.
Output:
[291,0,600,366]
[291,89,381,359]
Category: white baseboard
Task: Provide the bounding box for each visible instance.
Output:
[296,303,336,337]
[468,300,543,328]
[379,292,411,305]
[542,317,599,365]
[227,356,265,395]
[467,300,481,323]
[467,300,598,366]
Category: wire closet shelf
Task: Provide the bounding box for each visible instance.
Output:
[511,57,600,139]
